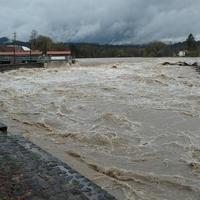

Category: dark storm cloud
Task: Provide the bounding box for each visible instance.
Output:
[0,0,199,43]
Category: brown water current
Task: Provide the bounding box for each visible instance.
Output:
[0,58,200,200]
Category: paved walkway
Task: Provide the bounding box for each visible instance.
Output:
[0,124,116,200]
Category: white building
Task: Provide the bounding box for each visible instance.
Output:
[178,50,188,57]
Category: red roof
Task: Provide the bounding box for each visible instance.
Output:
[47,51,71,56]
[0,51,42,56]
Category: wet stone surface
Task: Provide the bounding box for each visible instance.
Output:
[0,131,116,200]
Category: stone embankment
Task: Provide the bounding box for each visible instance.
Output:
[0,123,116,200]
[0,63,44,72]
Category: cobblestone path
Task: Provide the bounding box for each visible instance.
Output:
[0,124,116,200]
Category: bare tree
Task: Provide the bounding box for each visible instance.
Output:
[30,30,38,50]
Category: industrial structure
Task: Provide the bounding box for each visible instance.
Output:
[40,51,72,63]
[47,51,71,61]
[0,45,72,65]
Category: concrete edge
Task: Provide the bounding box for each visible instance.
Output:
[0,123,116,200]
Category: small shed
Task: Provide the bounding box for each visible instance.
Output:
[178,50,188,57]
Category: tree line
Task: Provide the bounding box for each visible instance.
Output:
[70,34,200,58]
[28,31,200,57]
[29,30,69,53]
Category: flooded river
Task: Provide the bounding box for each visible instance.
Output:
[0,58,200,200]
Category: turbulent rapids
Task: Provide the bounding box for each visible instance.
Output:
[0,58,200,200]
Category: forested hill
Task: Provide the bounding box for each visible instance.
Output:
[67,42,171,57]
[0,37,30,47]
[0,33,199,57]
[67,37,200,57]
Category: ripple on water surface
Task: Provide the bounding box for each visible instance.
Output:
[0,58,200,200]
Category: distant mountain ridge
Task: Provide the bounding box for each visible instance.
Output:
[0,36,198,51]
[0,37,11,44]
[0,37,29,46]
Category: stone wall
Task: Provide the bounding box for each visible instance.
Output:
[0,63,44,72]
[0,123,116,200]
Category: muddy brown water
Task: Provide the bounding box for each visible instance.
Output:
[0,58,200,200]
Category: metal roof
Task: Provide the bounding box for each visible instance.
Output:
[22,46,31,51]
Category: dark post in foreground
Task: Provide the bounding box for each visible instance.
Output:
[0,122,7,134]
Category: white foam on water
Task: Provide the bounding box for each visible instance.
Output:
[0,58,200,200]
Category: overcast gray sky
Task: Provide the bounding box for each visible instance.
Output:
[0,0,199,44]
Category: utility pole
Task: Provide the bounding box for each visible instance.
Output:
[13,32,16,64]
[30,42,32,63]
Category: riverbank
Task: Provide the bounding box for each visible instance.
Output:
[0,63,44,72]
[0,123,116,200]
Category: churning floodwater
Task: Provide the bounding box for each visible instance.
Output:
[0,58,200,200]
